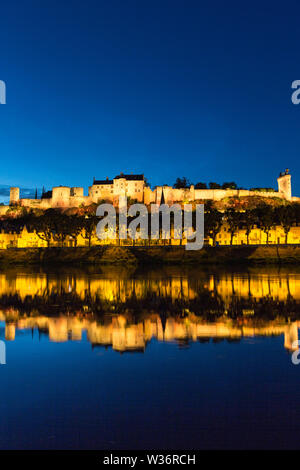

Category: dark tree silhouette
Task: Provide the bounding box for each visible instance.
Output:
[205,207,223,246]
[254,204,276,244]
[241,209,257,244]
[275,205,296,244]
[209,182,221,189]
[222,182,237,190]
[194,182,207,189]
[81,215,98,247]
[173,177,191,189]
[225,208,242,245]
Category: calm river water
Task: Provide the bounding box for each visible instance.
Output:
[0,265,300,449]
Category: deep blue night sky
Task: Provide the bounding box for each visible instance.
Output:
[0,0,300,201]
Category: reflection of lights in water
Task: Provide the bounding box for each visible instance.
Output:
[0,269,299,352]
[0,270,299,304]
[1,313,299,353]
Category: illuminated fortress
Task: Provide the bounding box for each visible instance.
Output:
[6,169,299,210]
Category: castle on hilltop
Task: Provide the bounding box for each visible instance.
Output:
[5,169,299,211]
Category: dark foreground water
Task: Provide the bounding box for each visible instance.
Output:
[0,265,300,449]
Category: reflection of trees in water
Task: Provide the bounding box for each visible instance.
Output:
[0,285,300,321]
[228,295,300,320]
[188,288,225,318]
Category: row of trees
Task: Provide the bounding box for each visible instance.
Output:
[205,203,300,245]
[173,177,238,190]
[32,211,99,247]
[5,210,98,247]
[1,202,300,247]
[173,178,278,191]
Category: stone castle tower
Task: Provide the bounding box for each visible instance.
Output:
[277,169,292,200]
[10,187,20,204]
[51,186,71,207]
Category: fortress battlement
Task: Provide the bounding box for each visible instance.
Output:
[4,170,299,210]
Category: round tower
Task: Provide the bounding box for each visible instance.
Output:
[51,186,71,207]
[10,187,20,205]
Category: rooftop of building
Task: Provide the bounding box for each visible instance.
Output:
[93,179,113,185]
[114,173,144,181]
[93,173,144,185]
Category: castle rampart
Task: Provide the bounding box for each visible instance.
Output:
[4,170,298,209]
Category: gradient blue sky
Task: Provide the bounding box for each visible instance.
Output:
[0,0,300,201]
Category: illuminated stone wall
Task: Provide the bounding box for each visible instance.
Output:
[6,170,299,209]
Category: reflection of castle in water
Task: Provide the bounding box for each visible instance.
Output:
[0,267,299,352]
[1,313,299,352]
